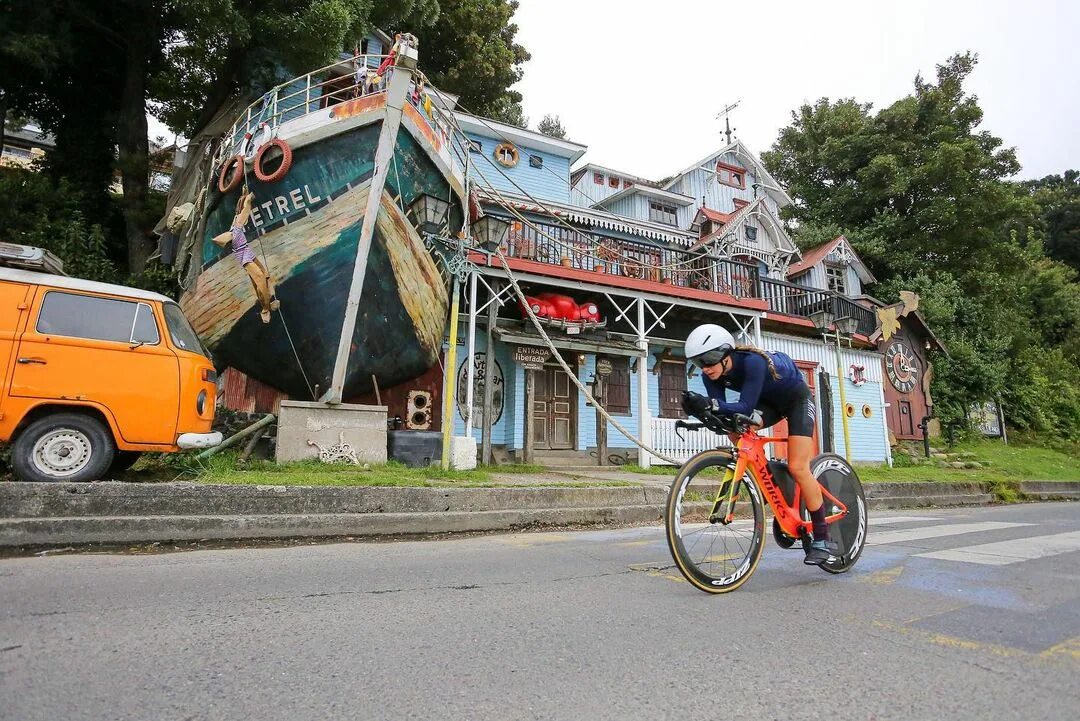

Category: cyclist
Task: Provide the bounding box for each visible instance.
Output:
[681,323,838,566]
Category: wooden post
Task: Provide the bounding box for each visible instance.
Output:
[594,376,607,466]
[481,282,499,465]
[523,368,535,465]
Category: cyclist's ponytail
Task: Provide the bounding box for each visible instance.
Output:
[734,345,782,380]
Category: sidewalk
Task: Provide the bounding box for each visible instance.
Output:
[1,473,1078,550]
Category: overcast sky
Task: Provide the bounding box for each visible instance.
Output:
[511,0,1077,181]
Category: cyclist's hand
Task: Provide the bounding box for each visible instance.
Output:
[682,390,718,417]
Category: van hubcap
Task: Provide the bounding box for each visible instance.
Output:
[33,430,93,478]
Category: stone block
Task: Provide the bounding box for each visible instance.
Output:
[451,435,478,470]
[275,400,388,464]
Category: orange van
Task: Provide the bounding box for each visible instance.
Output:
[0,245,221,482]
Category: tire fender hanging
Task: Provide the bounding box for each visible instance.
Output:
[217,154,245,193]
[254,138,292,184]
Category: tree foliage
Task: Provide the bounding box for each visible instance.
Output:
[413,0,530,124]
[537,114,567,139]
[763,53,1080,440]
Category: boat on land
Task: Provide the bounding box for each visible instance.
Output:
[167,36,468,401]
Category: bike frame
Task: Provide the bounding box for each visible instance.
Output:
[717,428,850,539]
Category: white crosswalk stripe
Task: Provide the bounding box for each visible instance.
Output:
[870,515,939,526]
[915,530,1080,566]
[866,521,1033,546]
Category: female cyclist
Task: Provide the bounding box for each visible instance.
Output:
[681,323,838,566]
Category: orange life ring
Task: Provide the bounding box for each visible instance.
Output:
[217,155,245,193]
[253,138,293,183]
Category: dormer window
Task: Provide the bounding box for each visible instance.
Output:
[717,161,746,189]
[649,202,678,226]
[609,176,620,188]
[825,263,847,295]
[593,172,604,185]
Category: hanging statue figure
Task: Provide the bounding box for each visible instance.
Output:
[211,189,280,324]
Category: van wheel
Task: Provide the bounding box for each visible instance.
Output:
[12,414,115,483]
[108,451,143,477]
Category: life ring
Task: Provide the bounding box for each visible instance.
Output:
[253,138,293,183]
[217,155,245,193]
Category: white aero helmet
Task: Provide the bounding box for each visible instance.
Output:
[685,323,735,368]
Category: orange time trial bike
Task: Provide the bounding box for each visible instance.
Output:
[664,408,868,593]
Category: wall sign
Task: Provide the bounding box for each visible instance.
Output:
[456,352,504,426]
[595,358,614,377]
[513,344,551,371]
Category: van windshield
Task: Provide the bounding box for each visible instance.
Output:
[163,303,210,358]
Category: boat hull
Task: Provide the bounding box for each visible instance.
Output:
[182,121,458,398]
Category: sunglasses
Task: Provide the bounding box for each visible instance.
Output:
[690,349,730,369]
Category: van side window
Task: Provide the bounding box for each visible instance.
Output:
[37,292,156,344]
[132,303,161,344]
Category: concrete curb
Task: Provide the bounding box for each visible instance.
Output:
[1,479,1077,548]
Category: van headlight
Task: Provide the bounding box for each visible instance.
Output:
[197,389,207,415]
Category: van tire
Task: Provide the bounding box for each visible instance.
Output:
[12,413,115,483]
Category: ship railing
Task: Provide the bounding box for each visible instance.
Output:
[219,53,463,175]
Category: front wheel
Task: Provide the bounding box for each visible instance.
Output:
[11,413,115,483]
[809,453,868,574]
[665,450,765,593]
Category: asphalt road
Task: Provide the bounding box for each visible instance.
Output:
[2,502,1078,721]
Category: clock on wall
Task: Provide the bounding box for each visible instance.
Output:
[885,339,920,394]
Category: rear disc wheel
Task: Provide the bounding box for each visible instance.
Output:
[809,453,868,574]
[665,450,765,593]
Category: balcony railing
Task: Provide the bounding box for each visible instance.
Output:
[498,216,878,335]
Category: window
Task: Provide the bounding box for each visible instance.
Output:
[2,146,33,160]
[37,292,159,345]
[529,154,543,169]
[163,302,210,357]
[624,180,633,189]
[648,202,678,226]
[468,139,482,153]
[359,38,369,54]
[716,161,746,189]
[609,176,620,188]
[593,172,604,185]
[745,226,758,241]
[599,356,631,416]
[825,264,847,295]
[659,360,688,419]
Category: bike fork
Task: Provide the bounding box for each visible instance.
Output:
[709,466,741,525]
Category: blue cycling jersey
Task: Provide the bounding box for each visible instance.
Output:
[702,350,808,416]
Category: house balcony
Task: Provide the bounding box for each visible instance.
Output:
[469,217,877,336]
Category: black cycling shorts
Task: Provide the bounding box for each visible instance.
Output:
[758,384,817,438]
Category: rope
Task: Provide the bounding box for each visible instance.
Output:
[491,246,680,466]
[240,160,317,400]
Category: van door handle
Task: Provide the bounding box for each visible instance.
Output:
[17,357,47,365]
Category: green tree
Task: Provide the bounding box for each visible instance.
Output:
[763,53,1080,440]
[413,0,530,123]
[1015,170,1080,271]
[537,113,567,139]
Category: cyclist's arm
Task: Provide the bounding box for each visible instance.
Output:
[714,354,766,417]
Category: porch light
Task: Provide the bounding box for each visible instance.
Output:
[835,315,859,337]
[809,309,835,333]
[471,215,510,251]
[407,193,451,235]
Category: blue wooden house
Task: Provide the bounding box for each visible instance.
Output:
[437,120,897,465]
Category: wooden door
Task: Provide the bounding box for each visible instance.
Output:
[771,361,820,460]
[898,400,915,436]
[658,360,687,419]
[532,364,575,449]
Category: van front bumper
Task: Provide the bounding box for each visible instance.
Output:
[176,431,223,450]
